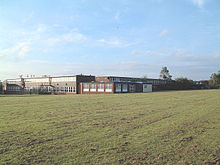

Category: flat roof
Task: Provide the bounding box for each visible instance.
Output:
[5,74,95,81]
[81,82,152,84]
[96,76,166,81]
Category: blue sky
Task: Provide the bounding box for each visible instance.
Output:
[0,0,220,80]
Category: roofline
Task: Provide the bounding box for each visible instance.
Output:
[96,76,165,81]
[5,74,95,81]
[81,82,152,84]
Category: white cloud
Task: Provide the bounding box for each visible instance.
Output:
[131,50,137,55]
[191,0,207,8]
[48,30,88,45]
[114,12,120,21]
[0,60,161,80]
[0,42,31,58]
[36,24,47,33]
[159,29,170,37]
[97,38,133,47]
[18,46,31,58]
[1,50,220,81]
[22,11,35,23]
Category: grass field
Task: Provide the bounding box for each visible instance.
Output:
[0,90,220,164]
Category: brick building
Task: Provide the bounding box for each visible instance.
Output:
[95,76,168,89]
[2,75,171,94]
[80,82,152,94]
[96,76,167,84]
[3,75,95,94]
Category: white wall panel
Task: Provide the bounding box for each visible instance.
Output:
[143,84,152,93]
[52,77,76,82]
[25,78,49,83]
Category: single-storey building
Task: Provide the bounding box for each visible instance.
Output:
[3,75,95,94]
[2,75,157,94]
[80,82,152,94]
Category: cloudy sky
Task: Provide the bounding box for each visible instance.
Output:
[0,0,219,80]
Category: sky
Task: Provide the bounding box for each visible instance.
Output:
[0,0,220,80]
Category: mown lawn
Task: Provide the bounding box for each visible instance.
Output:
[0,90,220,164]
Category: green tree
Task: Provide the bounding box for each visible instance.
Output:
[209,71,220,88]
[175,77,195,90]
[159,67,172,80]
[141,75,147,81]
[0,81,2,93]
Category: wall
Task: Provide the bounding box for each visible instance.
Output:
[143,84,152,92]
[95,77,110,82]
[76,75,96,94]
[24,77,50,87]
[80,83,114,94]
[51,77,77,94]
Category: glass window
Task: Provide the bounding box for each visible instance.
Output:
[98,84,104,89]
[90,84,96,89]
[105,84,112,89]
[84,83,89,89]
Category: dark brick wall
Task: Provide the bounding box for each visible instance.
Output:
[76,75,95,94]
[135,84,143,92]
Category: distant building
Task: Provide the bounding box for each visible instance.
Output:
[3,75,95,94]
[80,81,152,94]
[194,80,210,89]
[3,74,163,94]
[96,75,167,84]
[0,81,3,94]
[96,76,168,88]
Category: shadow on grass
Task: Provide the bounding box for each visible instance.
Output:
[0,94,40,97]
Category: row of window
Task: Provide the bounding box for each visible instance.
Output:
[25,86,52,92]
[7,86,21,91]
[84,84,112,90]
[24,86,76,92]
[115,84,130,92]
[145,80,166,85]
[109,77,167,85]
[54,87,76,92]
[110,77,132,82]
[24,77,76,83]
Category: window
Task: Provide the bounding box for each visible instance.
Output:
[90,84,96,92]
[129,84,135,92]
[98,84,104,89]
[83,83,89,92]
[98,84,104,92]
[115,84,121,92]
[105,84,112,89]
[90,84,96,89]
[84,83,89,89]
[122,84,128,92]
[7,86,21,91]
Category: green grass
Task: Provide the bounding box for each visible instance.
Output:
[0,90,220,164]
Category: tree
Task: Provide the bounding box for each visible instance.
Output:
[142,75,147,81]
[159,67,172,80]
[209,70,220,88]
[175,77,195,90]
[0,81,2,93]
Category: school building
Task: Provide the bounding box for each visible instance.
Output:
[2,75,169,94]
